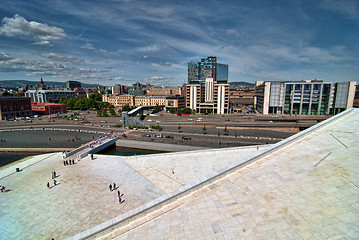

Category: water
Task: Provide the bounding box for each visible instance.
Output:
[0,147,162,168]
[0,152,42,168]
[99,146,163,156]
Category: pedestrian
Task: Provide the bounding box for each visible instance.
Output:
[63,160,66,166]
[109,184,112,191]
[90,154,93,160]
[54,171,56,178]
[117,190,121,197]
[47,182,50,189]
[72,159,74,164]
[69,160,72,165]
[119,197,122,204]
[53,179,57,186]
[113,183,116,189]
[66,160,69,165]
[51,172,54,179]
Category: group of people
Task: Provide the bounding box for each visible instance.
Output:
[63,159,75,166]
[47,171,59,189]
[109,183,124,204]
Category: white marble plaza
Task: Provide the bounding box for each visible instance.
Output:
[1,109,358,240]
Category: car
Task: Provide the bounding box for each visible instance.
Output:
[182,136,191,140]
[155,134,163,138]
[155,120,161,123]
[142,134,151,137]
[188,118,193,121]
[147,119,153,122]
[82,121,90,123]
[25,120,32,123]
[100,120,107,123]
[165,135,174,139]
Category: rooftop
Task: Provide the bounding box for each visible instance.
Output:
[0,109,358,239]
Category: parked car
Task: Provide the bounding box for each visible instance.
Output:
[165,135,174,139]
[182,136,191,140]
[142,134,151,137]
[155,134,163,138]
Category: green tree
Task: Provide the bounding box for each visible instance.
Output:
[89,92,102,101]
[224,125,228,135]
[202,124,207,134]
[154,104,162,113]
[182,107,192,114]
[109,108,116,116]
[168,108,176,114]
[121,104,133,112]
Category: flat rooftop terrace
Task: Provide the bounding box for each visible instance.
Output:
[1,108,358,239]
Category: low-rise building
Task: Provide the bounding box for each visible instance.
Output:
[0,96,33,120]
[135,95,166,106]
[31,102,67,115]
[102,94,135,108]
[146,87,182,96]
[165,95,185,108]
[25,89,77,103]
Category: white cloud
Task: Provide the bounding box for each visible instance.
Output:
[81,43,96,50]
[320,0,359,19]
[138,44,160,52]
[40,52,84,64]
[0,14,66,44]
[0,52,14,61]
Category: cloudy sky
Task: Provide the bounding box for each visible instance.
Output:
[0,0,358,87]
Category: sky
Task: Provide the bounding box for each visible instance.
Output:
[0,0,358,87]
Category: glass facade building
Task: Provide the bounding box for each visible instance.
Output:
[188,56,228,84]
[255,80,357,115]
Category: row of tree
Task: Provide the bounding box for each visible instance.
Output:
[59,93,114,110]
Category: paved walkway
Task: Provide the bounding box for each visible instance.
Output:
[0,140,268,239]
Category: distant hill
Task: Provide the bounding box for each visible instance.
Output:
[0,80,98,88]
[229,81,255,88]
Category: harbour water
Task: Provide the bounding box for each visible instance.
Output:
[0,147,162,168]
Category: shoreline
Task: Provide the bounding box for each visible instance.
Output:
[0,148,74,153]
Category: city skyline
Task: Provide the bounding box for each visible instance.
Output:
[1,0,359,87]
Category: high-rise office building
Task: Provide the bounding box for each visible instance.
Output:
[255,80,357,115]
[186,56,229,114]
[188,56,228,84]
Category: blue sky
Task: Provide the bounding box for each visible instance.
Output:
[0,0,358,87]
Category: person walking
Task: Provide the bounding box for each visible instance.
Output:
[113,183,116,190]
[47,182,50,189]
[117,190,121,197]
[53,179,57,186]
[109,184,112,191]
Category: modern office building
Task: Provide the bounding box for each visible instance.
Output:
[186,82,229,114]
[186,57,230,114]
[188,56,228,84]
[0,96,33,120]
[25,89,77,103]
[255,80,356,115]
